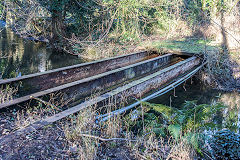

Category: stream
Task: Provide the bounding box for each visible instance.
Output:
[0,28,86,79]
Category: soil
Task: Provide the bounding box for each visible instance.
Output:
[0,123,71,160]
[0,121,135,160]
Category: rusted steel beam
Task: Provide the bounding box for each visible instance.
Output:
[0,53,177,109]
[0,51,157,96]
[0,56,201,145]
[42,56,200,121]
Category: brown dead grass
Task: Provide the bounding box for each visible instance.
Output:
[0,85,18,104]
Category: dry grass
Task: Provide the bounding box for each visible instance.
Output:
[14,92,72,130]
[63,99,125,159]
[62,97,198,160]
[167,138,196,160]
[203,50,240,90]
[80,40,143,60]
[64,106,99,159]
[0,86,202,159]
[0,85,18,104]
[130,133,166,160]
[220,92,240,110]
[127,130,196,160]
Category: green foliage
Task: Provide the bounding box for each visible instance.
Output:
[183,0,206,26]
[143,101,226,132]
[224,107,239,132]
[127,101,226,142]
[146,38,218,55]
[105,0,180,42]
[65,0,108,38]
[0,3,3,17]
[183,0,230,26]
[5,0,235,52]
[202,0,229,13]
[210,129,240,159]
[151,103,181,123]
[130,101,227,154]
[168,124,181,140]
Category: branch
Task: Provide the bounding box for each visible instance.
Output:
[30,96,61,111]
[79,133,137,142]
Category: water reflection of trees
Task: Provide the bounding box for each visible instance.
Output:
[0,29,48,78]
[0,28,85,79]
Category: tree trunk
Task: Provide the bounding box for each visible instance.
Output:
[50,0,66,52]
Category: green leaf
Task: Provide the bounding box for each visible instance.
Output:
[153,127,165,137]
[168,124,181,140]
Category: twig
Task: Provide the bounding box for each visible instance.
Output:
[79,133,137,142]
[202,150,214,160]
[173,87,177,97]
[136,153,148,160]
[30,96,61,111]
[183,81,187,91]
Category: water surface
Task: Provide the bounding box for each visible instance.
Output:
[0,29,86,79]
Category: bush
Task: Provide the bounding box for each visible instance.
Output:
[210,129,240,160]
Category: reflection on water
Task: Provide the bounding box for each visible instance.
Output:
[149,80,221,107]
[0,29,86,79]
[150,79,240,133]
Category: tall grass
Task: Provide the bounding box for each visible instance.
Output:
[63,102,126,159]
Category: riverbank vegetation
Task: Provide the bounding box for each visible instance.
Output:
[62,98,240,159]
[1,0,240,52]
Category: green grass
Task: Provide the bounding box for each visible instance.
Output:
[142,38,219,54]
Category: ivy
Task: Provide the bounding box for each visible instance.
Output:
[210,130,240,159]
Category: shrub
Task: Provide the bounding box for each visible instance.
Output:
[210,129,240,160]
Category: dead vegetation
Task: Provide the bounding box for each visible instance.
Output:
[0,85,18,104]
[61,96,199,160]
[1,81,239,159]
[0,91,72,137]
[0,88,201,159]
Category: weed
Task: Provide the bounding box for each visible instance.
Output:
[13,92,71,130]
[167,137,196,160]
[0,85,18,104]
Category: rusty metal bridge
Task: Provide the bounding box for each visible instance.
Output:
[0,51,205,143]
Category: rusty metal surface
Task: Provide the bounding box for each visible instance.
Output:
[0,51,157,96]
[117,56,201,99]
[0,53,174,109]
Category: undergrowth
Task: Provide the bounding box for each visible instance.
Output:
[2,86,238,159]
[0,92,72,136]
[128,101,226,156]
[61,97,240,159]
